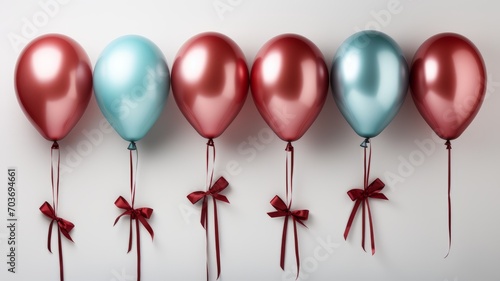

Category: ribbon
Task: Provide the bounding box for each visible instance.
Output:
[344,139,388,255]
[268,195,308,278]
[40,202,74,247]
[114,196,154,251]
[268,142,308,279]
[113,142,154,281]
[39,201,74,281]
[187,139,229,280]
[39,141,74,281]
[444,140,452,258]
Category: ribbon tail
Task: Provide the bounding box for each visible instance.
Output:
[204,198,209,281]
[366,200,376,255]
[361,199,366,253]
[60,230,73,243]
[293,219,300,280]
[47,220,55,253]
[205,216,209,281]
[213,198,221,280]
[57,225,64,281]
[136,218,141,281]
[201,198,208,229]
[113,213,127,226]
[344,200,361,240]
[137,217,154,240]
[128,217,133,253]
[280,216,289,271]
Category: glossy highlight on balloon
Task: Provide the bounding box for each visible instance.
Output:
[331,30,409,139]
[171,32,249,139]
[93,35,170,142]
[251,34,329,142]
[15,34,93,141]
[410,33,486,140]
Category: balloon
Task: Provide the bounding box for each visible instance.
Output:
[251,34,328,142]
[410,33,486,140]
[171,32,249,139]
[93,35,169,142]
[15,34,93,141]
[331,30,409,139]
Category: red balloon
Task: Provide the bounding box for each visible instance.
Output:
[250,34,328,142]
[410,33,486,140]
[171,32,249,139]
[15,34,93,141]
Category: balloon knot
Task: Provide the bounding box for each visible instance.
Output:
[445,140,451,150]
[285,142,294,152]
[360,138,370,148]
[51,141,59,149]
[207,138,214,147]
[128,142,137,150]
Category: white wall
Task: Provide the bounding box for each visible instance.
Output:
[1,0,499,280]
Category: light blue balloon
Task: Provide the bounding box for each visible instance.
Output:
[331,30,408,139]
[93,35,169,143]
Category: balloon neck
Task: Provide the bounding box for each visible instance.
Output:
[128,142,137,150]
[360,138,370,148]
[51,141,59,149]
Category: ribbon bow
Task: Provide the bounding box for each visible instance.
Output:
[268,195,308,279]
[40,201,74,252]
[114,196,154,252]
[114,196,153,281]
[187,176,230,228]
[187,176,230,280]
[344,178,388,255]
[40,201,74,281]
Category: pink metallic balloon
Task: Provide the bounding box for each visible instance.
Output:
[15,34,93,141]
[410,33,486,140]
[171,32,249,139]
[251,34,329,142]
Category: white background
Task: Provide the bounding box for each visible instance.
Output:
[1,0,500,280]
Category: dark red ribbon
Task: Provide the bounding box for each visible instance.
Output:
[113,142,153,281]
[187,176,230,280]
[344,139,388,255]
[444,140,452,258]
[40,201,74,247]
[268,195,308,278]
[267,142,309,279]
[40,141,73,281]
[344,178,387,255]
[114,196,154,251]
[39,201,74,281]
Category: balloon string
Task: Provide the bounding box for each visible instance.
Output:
[206,138,215,281]
[207,139,216,191]
[114,142,153,281]
[129,142,141,281]
[286,142,301,278]
[361,138,377,254]
[51,141,64,281]
[129,142,138,207]
[362,138,371,252]
[51,141,60,216]
[364,139,371,189]
[445,140,452,258]
[343,139,386,255]
[187,139,228,281]
[285,142,294,208]
[267,142,308,279]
